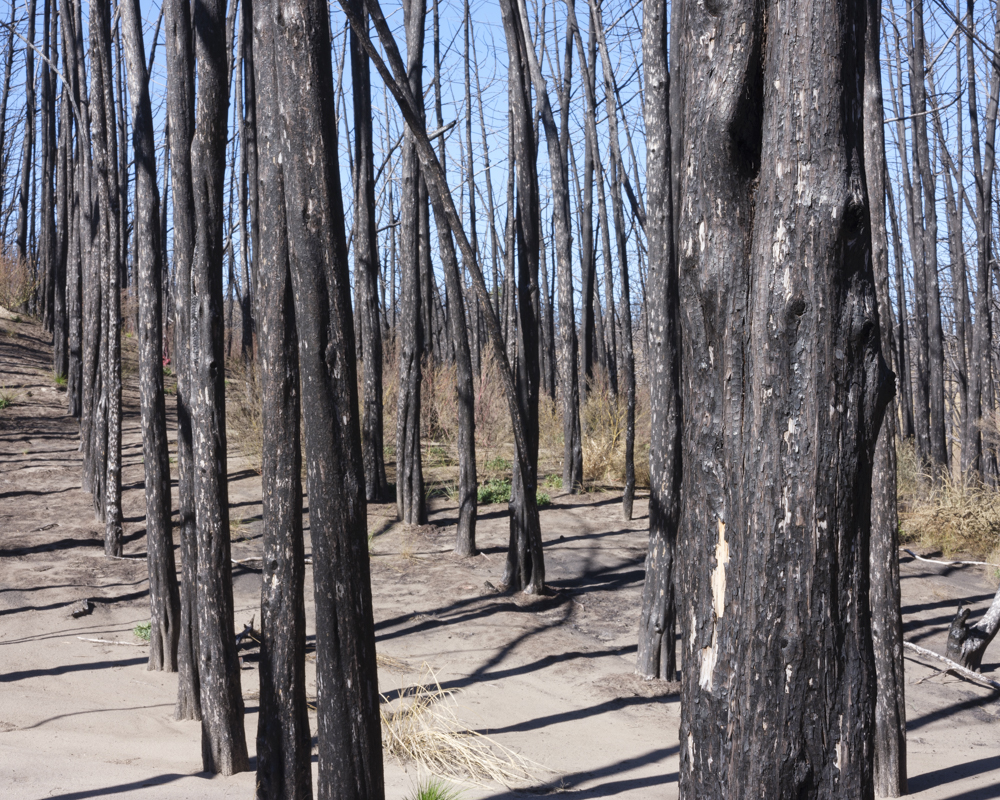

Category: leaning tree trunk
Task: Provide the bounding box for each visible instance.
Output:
[672,0,892,794]
[635,0,680,682]
[254,1,386,794]
[342,0,547,596]
[165,0,201,724]
[253,10,311,790]
[864,0,906,790]
[121,0,181,672]
[351,0,390,504]
[189,0,249,775]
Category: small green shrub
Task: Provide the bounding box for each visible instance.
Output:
[536,491,551,508]
[478,478,511,505]
[0,390,13,410]
[543,473,561,489]
[408,779,461,800]
[133,622,152,641]
[53,372,67,387]
[483,455,511,474]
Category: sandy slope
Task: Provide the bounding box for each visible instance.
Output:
[0,314,998,800]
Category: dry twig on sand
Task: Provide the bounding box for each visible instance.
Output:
[903,640,1000,691]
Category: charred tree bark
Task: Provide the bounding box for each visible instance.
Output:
[90,0,123,556]
[0,2,15,226]
[15,0,36,268]
[396,0,427,526]
[673,0,890,793]
[636,0,679,681]
[254,1,386,794]
[253,18,311,790]
[165,0,201,724]
[351,1,389,504]
[499,0,545,595]
[190,0,249,774]
[121,0,181,672]
[864,0,906,790]
[40,0,56,333]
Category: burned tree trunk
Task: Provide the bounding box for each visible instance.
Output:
[15,0,36,268]
[165,0,201,723]
[351,0,390,504]
[252,10,311,790]
[121,0,181,672]
[190,0,249,774]
[636,0,679,682]
[673,0,891,793]
[254,0,386,793]
[396,0,427,526]
[864,0,906,790]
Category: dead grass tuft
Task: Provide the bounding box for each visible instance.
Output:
[380,665,542,787]
[0,251,36,311]
[227,358,264,474]
[581,369,650,489]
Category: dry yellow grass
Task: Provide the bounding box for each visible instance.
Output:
[380,665,542,787]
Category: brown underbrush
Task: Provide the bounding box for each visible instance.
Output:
[897,438,1000,564]
[0,251,36,311]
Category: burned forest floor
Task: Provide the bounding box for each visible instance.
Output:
[1,312,999,800]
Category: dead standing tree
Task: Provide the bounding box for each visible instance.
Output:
[342,0,547,594]
[672,0,892,793]
[188,0,249,774]
[635,0,680,683]
[254,0,385,794]
[120,0,181,672]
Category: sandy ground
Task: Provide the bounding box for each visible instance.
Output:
[1,313,999,800]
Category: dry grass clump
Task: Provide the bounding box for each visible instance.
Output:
[381,665,541,787]
[581,370,651,489]
[227,358,264,474]
[897,439,1000,561]
[0,251,36,311]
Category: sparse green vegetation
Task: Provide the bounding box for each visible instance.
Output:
[407,779,462,800]
[133,622,152,641]
[0,390,13,410]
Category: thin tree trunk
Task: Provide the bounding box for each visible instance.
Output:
[121,0,181,673]
[865,0,906,789]
[635,0,679,681]
[189,0,249,774]
[0,2,16,225]
[15,0,37,267]
[165,0,202,724]
[352,2,390,504]
[396,0,426,526]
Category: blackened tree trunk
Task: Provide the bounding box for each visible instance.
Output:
[885,178,913,440]
[253,12,311,789]
[499,0,545,595]
[54,58,70,381]
[40,0,56,334]
[15,0,36,267]
[589,0,635,516]
[165,0,201,724]
[907,0,947,475]
[121,0,181,672]
[964,0,1000,482]
[864,0,906,790]
[90,0,123,557]
[396,0,427,526]
[254,1,385,794]
[636,0,679,682]
[673,0,891,793]
[0,2,15,225]
[189,0,249,775]
[351,1,390,504]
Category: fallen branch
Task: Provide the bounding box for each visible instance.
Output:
[77,636,146,647]
[903,640,1000,691]
[903,548,1000,569]
[232,556,312,566]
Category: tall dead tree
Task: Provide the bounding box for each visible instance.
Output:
[15,0,36,267]
[0,2,16,225]
[351,1,390,504]
[254,0,386,793]
[342,0,548,594]
[396,0,427,526]
[672,0,891,794]
[635,0,680,682]
[189,0,249,774]
[865,0,906,790]
[121,0,181,672]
